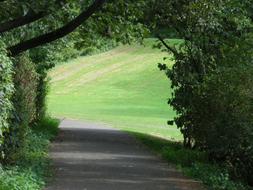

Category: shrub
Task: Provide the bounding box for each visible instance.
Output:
[0,40,14,161]
[190,65,253,184]
[158,0,253,185]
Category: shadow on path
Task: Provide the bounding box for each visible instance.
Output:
[45,119,204,190]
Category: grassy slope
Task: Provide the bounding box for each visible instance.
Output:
[48,39,182,140]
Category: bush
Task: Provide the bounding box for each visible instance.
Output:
[0,40,14,161]
[191,65,253,184]
[158,0,253,185]
[3,54,38,163]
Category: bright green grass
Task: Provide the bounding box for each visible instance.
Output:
[48,38,182,140]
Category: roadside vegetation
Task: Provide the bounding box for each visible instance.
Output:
[0,117,59,190]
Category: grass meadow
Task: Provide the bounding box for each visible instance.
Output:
[48,39,182,141]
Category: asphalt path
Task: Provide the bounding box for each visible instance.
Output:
[45,119,204,190]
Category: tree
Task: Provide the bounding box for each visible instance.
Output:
[0,0,149,56]
[156,0,253,185]
[1,0,106,56]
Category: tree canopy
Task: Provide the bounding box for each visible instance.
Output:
[0,0,149,56]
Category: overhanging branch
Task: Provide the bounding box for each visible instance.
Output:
[0,0,65,34]
[8,0,107,56]
[0,10,45,34]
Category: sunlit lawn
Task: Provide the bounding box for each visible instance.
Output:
[48,39,182,141]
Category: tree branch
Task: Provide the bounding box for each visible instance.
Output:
[0,0,65,34]
[8,0,107,56]
[157,35,179,57]
[0,10,46,34]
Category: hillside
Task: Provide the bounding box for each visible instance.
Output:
[48,39,182,140]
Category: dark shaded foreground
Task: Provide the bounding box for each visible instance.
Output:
[45,119,204,190]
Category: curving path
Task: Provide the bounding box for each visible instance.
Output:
[45,119,204,190]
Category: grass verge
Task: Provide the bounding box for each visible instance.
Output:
[0,117,60,190]
[130,132,252,190]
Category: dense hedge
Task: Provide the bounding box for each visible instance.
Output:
[13,54,38,124]
[0,41,14,161]
[3,54,38,163]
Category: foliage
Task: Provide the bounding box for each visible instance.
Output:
[34,73,49,123]
[33,117,60,141]
[1,0,149,60]
[13,54,38,123]
[0,117,59,190]
[190,65,253,184]
[0,40,14,160]
[28,47,54,122]
[3,54,38,163]
[157,0,253,185]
